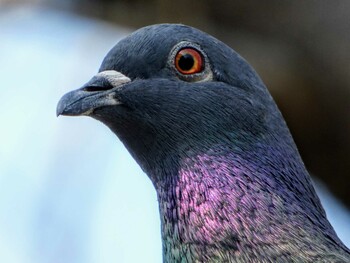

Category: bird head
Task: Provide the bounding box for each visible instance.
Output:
[57,24,288,183]
[57,24,350,260]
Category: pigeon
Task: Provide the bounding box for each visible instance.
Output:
[57,24,350,262]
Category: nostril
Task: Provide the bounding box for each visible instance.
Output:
[84,83,114,92]
[82,75,114,92]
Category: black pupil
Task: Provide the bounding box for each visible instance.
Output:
[178,53,195,71]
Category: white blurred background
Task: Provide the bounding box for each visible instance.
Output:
[0,3,349,263]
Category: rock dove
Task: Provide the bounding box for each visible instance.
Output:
[57,24,350,262]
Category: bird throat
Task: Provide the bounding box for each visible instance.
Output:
[154,147,335,262]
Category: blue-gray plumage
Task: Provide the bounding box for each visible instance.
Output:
[57,24,350,262]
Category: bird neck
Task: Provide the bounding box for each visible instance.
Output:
[154,144,343,261]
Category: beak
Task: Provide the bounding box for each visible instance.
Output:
[56,70,131,117]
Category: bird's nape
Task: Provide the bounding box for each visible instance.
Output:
[57,23,350,262]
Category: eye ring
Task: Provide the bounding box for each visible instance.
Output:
[168,41,213,82]
[174,48,204,75]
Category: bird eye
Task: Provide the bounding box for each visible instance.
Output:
[169,42,212,82]
[174,48,204,75]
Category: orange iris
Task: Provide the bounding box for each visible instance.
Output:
[175,48,203,74]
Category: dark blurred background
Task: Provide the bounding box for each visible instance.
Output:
[38,0,350,206]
